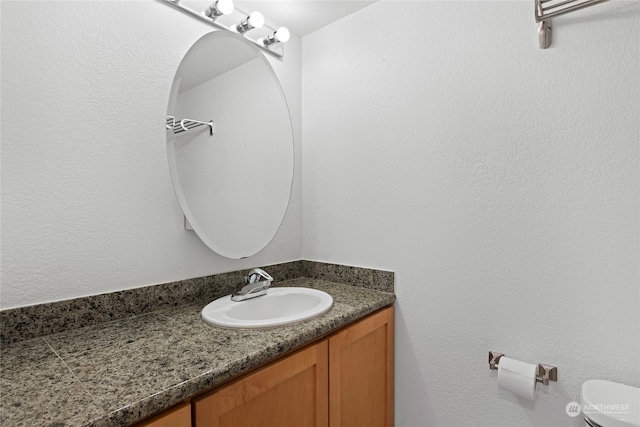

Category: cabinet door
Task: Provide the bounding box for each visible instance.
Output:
[329,307,394,427]
[135,402,191,427]
[193,341,328,427]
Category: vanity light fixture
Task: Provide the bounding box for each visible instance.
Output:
[159,0,285,58]
[205,0,234,20]
[234,11,264,34]
[261,27,290,46]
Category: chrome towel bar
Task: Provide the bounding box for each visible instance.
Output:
[534,0,610,48]
[535,0,609,22]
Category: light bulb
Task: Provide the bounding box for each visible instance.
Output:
[217,0,234,15]
[248,11,264,29]
[236,11,264,33]
[262,27,290,46]
[274,27,290,43]
[206,0,234,19]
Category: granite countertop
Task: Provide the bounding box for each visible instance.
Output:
[0,277,395,427]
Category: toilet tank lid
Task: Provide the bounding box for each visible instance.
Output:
[581,380,640,427]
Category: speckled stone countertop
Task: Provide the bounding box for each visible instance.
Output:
[0,277,395,427]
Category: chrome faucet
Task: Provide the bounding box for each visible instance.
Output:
[231,268,273,302]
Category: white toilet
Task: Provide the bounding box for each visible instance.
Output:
[581,380,640,427]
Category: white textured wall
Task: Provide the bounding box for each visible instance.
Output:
[302,1,639,426]
[0,1,303,309]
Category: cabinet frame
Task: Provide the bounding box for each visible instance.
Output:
[329,307,394,427]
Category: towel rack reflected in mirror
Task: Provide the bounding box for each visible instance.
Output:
[166,116,214,136]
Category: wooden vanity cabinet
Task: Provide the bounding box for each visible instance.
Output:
[329,306,394,427]
[193,341,329,427]
[179,307,393,427]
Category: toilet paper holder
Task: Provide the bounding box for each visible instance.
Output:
[489,351,558,385]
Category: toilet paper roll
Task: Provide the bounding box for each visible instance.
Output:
[497,357,537,400]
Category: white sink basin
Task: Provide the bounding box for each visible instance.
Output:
[201,287,333,328]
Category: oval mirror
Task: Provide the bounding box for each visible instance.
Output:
[166,31,294,259]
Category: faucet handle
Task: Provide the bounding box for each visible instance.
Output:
[246,268,273,284]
